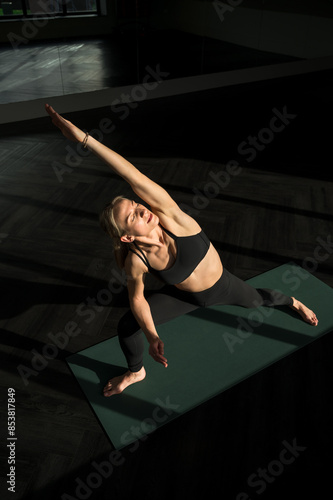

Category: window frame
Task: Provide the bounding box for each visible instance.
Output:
[0,0,101,19]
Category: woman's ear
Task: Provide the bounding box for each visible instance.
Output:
[120,235,134,244]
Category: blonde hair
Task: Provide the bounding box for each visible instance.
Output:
[99,195,130,268]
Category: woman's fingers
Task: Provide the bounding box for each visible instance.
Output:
[150,349,168,367]
[45,103,84,143]
[149,339,168,367]
[158,341,164,355]
[45,103,69,127]
[45,103,59,121]
[45,103,53,114]
[152,350,166,362]
[157,354,168,367]
[157,357,168,367]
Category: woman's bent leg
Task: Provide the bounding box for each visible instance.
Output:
[103,287,200,396]
[117,286,200,373]
[117,310,145,373]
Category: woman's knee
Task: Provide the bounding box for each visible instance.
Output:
[117,310,140,338]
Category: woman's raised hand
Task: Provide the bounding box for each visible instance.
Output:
[45,104,86,143]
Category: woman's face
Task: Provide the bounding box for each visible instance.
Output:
[115,198,158,241]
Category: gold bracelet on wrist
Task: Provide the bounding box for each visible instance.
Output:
[82,132,89,148]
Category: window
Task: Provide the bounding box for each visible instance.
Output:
[0,0,100,18]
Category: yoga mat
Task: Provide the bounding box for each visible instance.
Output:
[66,263,333,449]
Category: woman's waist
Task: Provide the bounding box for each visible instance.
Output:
[174,259,223,293]
[171,265,229,308]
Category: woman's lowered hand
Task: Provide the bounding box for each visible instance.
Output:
[148,337,168,367]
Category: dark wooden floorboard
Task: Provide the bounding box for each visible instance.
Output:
[0,55,333,500]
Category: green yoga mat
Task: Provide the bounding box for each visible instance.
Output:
[66,263,333,450]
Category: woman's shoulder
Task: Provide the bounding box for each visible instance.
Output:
[124,246,148,278]
[151,204,201,236]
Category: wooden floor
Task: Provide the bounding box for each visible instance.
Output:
[0,55,333,500]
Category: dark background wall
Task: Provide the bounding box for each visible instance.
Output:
[1,0,333,67]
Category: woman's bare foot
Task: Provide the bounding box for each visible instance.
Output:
[103,367,146,397]
[290,297,318,326]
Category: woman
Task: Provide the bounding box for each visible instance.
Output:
[45,104,318,397]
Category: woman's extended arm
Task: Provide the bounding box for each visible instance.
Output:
[45,104,177,214]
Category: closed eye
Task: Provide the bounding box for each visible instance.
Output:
[131,203,140,222]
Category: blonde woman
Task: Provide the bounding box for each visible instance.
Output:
[46,104,318,397]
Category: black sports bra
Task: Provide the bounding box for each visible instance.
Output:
[129,224,210,285]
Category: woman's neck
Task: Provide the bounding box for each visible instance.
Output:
[133,225,165,249]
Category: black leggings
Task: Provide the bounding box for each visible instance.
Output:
[117,268,293,372]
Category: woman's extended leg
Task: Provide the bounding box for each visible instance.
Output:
[219,269,293,307]
[214,269,318,325]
